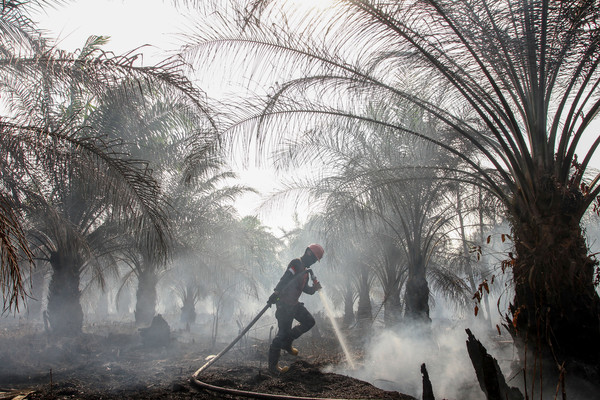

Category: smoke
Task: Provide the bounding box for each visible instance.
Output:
[329,320,514,400]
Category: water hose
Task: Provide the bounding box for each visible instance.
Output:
[190,325,363,400]
[190,377,360,400]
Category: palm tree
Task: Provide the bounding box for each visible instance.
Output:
[94,88,222,327]
[0,0,48,312]
[1,2,215,324]
[313,217,375,328]
[188,0,600,388]
[26,166,136,335]
[275,103,468,323]
[157,169,259,328]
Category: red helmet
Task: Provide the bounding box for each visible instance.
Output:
[307,243,324,261]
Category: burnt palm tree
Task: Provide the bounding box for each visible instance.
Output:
[187,0,600,389]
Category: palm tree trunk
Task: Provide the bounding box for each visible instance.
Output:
[117,286,132,318]
[343,287,355,327]
[27,265,46,321]
[384,282,402,327]
[135,269,158,327]
[356,268,372,322]
[509,185,600,377]
[96,290,109,319]
[47,251,84,336]
[180,290,197,326]
[404,266,431,324]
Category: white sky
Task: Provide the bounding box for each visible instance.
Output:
[34,0,184,59]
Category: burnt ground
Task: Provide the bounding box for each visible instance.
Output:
[0,321,416,400]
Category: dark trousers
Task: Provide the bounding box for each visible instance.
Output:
[271,302,315,350]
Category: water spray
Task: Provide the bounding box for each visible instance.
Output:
[317,289,356,370]
[310,270,355,370]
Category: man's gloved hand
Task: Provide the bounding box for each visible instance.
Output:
[267,291,279,305]
[313,279,322,291]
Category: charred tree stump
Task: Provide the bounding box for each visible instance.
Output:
[421,363,435,400]
[465,329,523,400]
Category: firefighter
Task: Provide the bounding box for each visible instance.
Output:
[267,243,325,373]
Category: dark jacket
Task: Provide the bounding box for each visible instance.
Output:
[274,258,317,305]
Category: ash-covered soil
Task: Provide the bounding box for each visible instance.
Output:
[0,321,415,400]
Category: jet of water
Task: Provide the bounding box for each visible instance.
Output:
[318,289,356,369]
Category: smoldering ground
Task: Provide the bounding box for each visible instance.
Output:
[2,297,595,400]
[330,320,515,400]
[0,310,415,399]
[3,250,596,400]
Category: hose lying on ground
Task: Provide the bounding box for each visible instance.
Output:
[190,376,361,400]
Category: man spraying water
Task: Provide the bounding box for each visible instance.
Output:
[266,243,324,374]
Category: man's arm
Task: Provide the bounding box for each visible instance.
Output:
[303,278,322,295]
[269,259,303,304]
[303,284,316,295]
[273,269,294,293]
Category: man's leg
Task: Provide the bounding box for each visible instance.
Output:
[268,346,282,373]
[269,305,294,372]
[287,303,315,350]
[291,303,315,338]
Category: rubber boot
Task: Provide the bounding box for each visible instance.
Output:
[278,365,290,373]
[282,337,299,356]
[285,326,306,355]
[268,347,282,373]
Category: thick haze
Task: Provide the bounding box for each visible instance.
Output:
[19,4,600,399]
